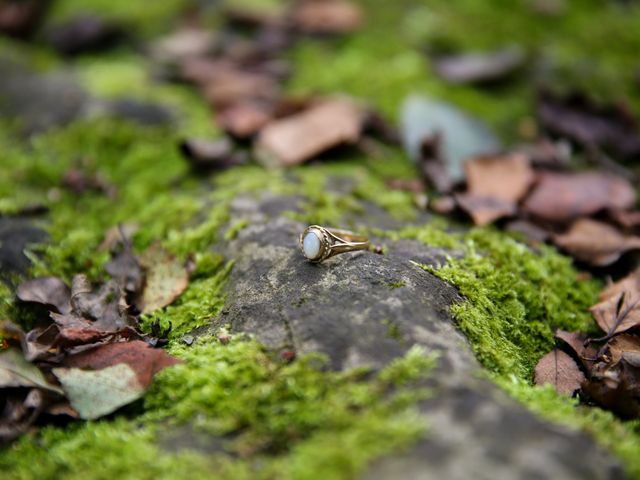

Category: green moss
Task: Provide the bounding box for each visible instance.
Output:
[396,222,640,475]
[0,339,436,479]
[224,218,250,241]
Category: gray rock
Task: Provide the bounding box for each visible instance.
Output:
[207,192,623,480]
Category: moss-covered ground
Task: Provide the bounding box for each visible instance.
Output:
[1,0,640,477]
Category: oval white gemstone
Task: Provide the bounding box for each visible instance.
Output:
[303,232,321,259]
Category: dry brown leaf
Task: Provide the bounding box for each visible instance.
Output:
[464,152,534,203]
[522,172,636,223]
[554,329,597,370]
[590,291,640,336]
[553,219,640,266]
[455,193,517,226]
[599,270,640,302]
[137,244,189,314]
[16,277,71,314]
[534,348,585,396]
[292,0,363,34]
[255,99,364,167]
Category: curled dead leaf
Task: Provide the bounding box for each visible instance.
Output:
[16,277,71,314]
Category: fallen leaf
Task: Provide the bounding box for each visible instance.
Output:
[554,329,597,370]
[534,348,585,396]
[16,277,71,314]
[537,91,640,161]
[51,274,135,332]
[583,342,640,419]
[63,341,180,389]
[523,171,636,223]
[464,153,534,203]
[255,98,364,167]
[52,364,144,420]
[432,46,525,85]
[608,209,640,230]
[455,193,517,226]
[292,0,363,34]
[599,270,640,302]
[179,138,246,171]
[553,219,640,266]
[0,348,62,394]
[590,290,640,336]
[53,341,180,419]
[137,244,189,314]
[401,95,500,185]
[99,223,138,252]
[105,238,144,295]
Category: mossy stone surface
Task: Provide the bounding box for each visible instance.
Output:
[2,0,640,478]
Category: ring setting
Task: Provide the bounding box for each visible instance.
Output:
[299,225,370,263]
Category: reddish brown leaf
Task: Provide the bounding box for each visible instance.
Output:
[16,277,71,314]
[534,348,585,396]
[292,0,363,34]
[455,193,517,226]
[599,270,640,303]
[553,219,640,266]
[523,171,636,223]
[432,46,525,85]
[256,99,364,167]
[62,341,181,388]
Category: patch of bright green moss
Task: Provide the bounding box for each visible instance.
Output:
[0,339,436,480]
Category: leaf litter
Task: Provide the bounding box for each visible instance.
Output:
[1,232,188,441]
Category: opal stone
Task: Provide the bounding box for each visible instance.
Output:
[303,231,321,260]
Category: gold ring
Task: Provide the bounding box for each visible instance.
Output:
[299,225,370,263]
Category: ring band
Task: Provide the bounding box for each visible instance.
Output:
[299,225,370,263]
